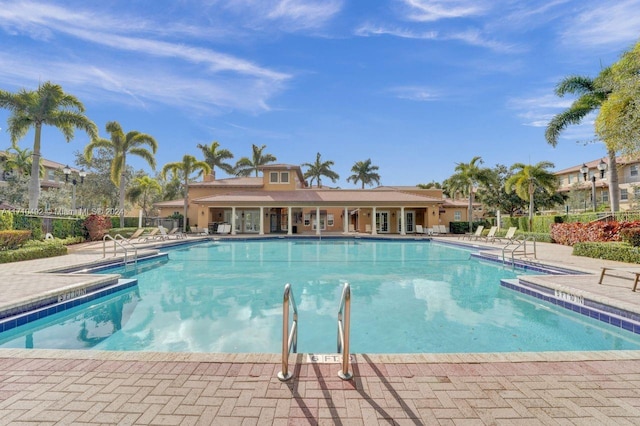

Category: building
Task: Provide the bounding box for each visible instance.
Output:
[155,164,476,235]
[0,151,81,190]
[555,156,640,211]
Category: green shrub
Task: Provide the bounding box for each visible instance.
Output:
[110,216,141,228]
[518,231,552,243]
[0,211,13,230]
[51,218,86,239]
[619,227,640,247]
[0,230,32,250]
[449,221,488,234]
[12,214,43,240]
[0,240,67,263]
[573,242,640,264]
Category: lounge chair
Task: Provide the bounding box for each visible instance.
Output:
[462,225,484,240]
[493,227,517,244]
[479,226,498,242]
[437,225,447,234]
[416,225,425,235]
[599,267,640,291]
[127,228,145,241]
[167,227,186,239]
[137,227,160,242]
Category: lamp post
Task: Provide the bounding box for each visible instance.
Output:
[63,165,86,213]
[580,164,590,212]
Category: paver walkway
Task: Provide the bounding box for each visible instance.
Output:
[1,236,640,424]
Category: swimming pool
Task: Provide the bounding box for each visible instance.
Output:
[1,239,640,353]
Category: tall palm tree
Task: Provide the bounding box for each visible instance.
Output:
[197,141,234,178]
[161,155,211,232]
[347,159,381,189]
[126,175,162,219]
[505,162,558,232]
[448,156,492,232]
[234,144,276,177]
[302,152,340,188]
[84,121,157,227]
[545,70,619,212]
[0,82,98,209]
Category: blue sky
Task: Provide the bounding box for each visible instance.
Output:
[1,0,639,188]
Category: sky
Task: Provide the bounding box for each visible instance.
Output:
[1,0,640,188]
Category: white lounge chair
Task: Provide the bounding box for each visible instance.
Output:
[479,226,498,242]
[462,225,483,240]
[416,225,424,234]
[493,226,517,244]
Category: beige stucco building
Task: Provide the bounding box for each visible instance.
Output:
[155,164,474,235]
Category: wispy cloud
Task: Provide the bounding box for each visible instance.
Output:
[400,0,489,22]
[354,23,438,40]
[0,0,291,113]
[561,0,640,48]
[267,0,343,31]
[387,86,440,102]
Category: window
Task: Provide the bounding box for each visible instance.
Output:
[304,214,310,226]
[454,211,461,221]
[327,214,334,227]
[632,165,638,177]
[602,191,609,202]
[621,188,628,201]
[47,170,56,182]
[280,172,289,183]
[634,187,640,198]
[567,174,572,184]
[270,172,279,183]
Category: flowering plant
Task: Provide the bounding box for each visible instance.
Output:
[83,214,112,241]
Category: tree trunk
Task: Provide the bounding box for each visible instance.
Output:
[528,181,535,232]
[183,178,189,232]
[28,125,42,210]
[607,148,620,213]
[468,185,473,232]
[119,174,126,228]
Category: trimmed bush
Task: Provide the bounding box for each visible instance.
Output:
[573,242,640,264]
[52,218,86,239]
[0,240,67,263]
[0,211,13,230]
[13,214,43,240]
[0,230,32,250]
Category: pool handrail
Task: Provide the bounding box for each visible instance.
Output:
[277,283,298,381]
[502,235,536,267]
[103,234,138,266]
[337,282,353,380]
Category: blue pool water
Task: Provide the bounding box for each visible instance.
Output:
[1,239,640,353]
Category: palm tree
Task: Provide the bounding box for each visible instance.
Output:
[0,82,98,209]
[302,152,340,188]
[505,162,558,232]
[347,159,381,189]
[161,155,211,232]
[4,145,43,177]
[234,144,276,177]
[448,156,492,232]
[126,175,162,219]
[84,121,157,227]
[197,141,234,178]
[545,70,619,212]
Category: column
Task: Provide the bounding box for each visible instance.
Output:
[259,207,265,235]
[287,207,293,235]
[343,207,349,233]
[316,207,321,235]
[371,207,377,235]
[400,207,405,236]
[231,206,237,235]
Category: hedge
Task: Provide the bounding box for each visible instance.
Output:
[573,242,640,264]
[0,211,13,230]
[0,240,67,263]
[13,214,43,240]
[52,218,86,239]
[0,230,32,250]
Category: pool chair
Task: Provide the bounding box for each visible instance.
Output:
[416,225,424,234]
[478,226,498,242]
[126,228,145,241]
[492,226,518,244]
[167,227,187,239]
[437,225,447,234]
[462,225,483,240]
[137,227,160,242]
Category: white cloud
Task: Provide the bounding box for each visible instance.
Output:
[354,23,438,40]
[561,0,640,48]
[387,86,440,102]
[267,0,343,30]
[400,0,489,22]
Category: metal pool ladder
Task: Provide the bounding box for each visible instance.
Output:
[502,235,536,268]
[102,234,138,266]
[337,282,353,380]
[278,283,298,381]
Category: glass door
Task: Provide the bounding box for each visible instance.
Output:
[376,211,389,233]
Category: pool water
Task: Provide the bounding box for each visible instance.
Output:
[1,239,640,353]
